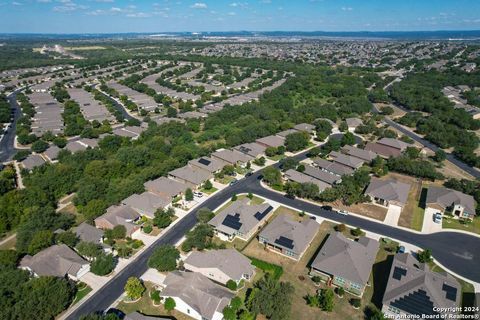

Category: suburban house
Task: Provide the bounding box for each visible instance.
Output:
[188,156,225,174]
[43,145,61,162]
[169,165,212,189]
[21,154,46,171]
[73,222,104,245]
[94,205,141,236]
[364,138,409,158]
[212,149,253,167]
[329,151,365,169]
[313,157,354,176]
[233,142,266,158]
[144,177,188,199]
[293,123,316,134]
[255,135,285,148]
[346,117,363,131]
[160,271,234,320]
[302,165,342,185]
[122,191,171,219]
[276,128,299,138]
[341,145,378,162]
[425,186,476,220]
[258,214,320,260]
[183,249,255,285]
[364,178,411,209]
[382,253,461,318]
[19,244,90,280]
[310,232,379,296]
[209,198,273,241]
[284,169,331,192]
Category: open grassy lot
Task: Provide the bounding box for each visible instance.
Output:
[116,281,194,320]
[397,176,424,231]
[333,201,388,221]
[214,194,264,213]
[442,216,480,235]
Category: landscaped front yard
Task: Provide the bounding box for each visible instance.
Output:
[72,282,92,306]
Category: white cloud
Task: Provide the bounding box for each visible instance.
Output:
[191,2,207,9]
[341,6,353,11]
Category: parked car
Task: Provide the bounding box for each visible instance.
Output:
[229,179,238,186]
[245,172,253,177]
[321,205,333,211]
[433,213,442,224]
[338,209,349,215]
[397,246,406,254]
[194,191,203,198]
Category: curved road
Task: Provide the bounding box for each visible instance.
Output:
[67,165,480,319]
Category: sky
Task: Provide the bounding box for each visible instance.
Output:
[0,0,480,34]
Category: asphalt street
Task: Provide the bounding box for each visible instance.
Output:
[67,157,480,319]
[0,91,20,162]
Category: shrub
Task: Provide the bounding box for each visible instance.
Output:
[350,298,361,308]
[351,227,363,237]
[124,277,145,300]
[248,257,283,280]
[164,297,176,312]
[335,223,347,232]
[90,253,116,276]
[150,290,161,304]
[336,287,345,297]
[143,224,152,234]
[226,280,237,291]
[311,276,321,283]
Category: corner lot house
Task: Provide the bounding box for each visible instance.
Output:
[94,205,141,236]
[160,271,234,320]
[183,249,255,285]
[258,214,319,260]
[426,186,476,220]
[364,178,411,210]
[284,169,331,192]
[20,244,89,280]
[310,232,379,296]
[382,253,461,318]
[209,198,273,241]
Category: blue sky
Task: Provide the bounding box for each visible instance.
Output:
[1,0,480,33]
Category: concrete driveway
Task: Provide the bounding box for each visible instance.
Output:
[422,207,443,233]
[383,205,402,227]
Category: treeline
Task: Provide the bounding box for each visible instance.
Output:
[0,94,11,124]
[390,69,480,168]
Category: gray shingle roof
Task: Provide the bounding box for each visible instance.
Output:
[234,142,266,158]
[312,157,354,176]
[329,151,365,169]
[21,154,46,170]
[73,222,104,244]
[311,232,379,286]
[44,145,61,161]
[346,117,363,128]
[284,169,331,191]
[189,156,225,173]
[365,178,411,207]
[293,123,315,133]
[426,186,476,216]
[382,253,461,316]
[161,271,233,320]
[377,138,409,151]
[20,244,88,278]
[256,135,285,148]
[341,145,378,162]
[144,177,188,198]
[122,191,171,218]
[184,249,255,281]
[259,214,319,256]
[212,149,253,165]
[169,165,213,186]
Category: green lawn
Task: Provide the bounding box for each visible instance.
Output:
[410,206,425,231]
[214,195,264,213]
[442,216,480,235]
[72,283,92,305]
[200,186,218,194]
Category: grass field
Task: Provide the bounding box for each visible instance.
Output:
[442,216,480,235]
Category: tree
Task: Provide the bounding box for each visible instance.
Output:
[318,288,335,312]
[90,253,116,276]
[339,121,348,132]
[341,132,356,146]
[222,165,236,176]
[265,146,278,157]
[56,231,79,247]
[153,208,174,228]
[351,227,363,237]
[181,224,214,252]
[53,136,67,148]
[433,149,447,162]
[203,179,213,190]
[249,275,294,320]
[262,167,282,186]
[31,140,49,153]
[197,207,214,223]
[124,277,145,300]
[231,194,238,201]
[148,245,180,271]
[253,156,266,166]
[335,224,347,232]
[350,298,361,309]
[0,249,19,267]
[28,230,54,255]
[280,157,299,171]
[417,249,433,263]
[105,225,126,240]
[226,279,237,291]
[380,106,394,115]
[164,297,176,312]
[185,188,194,201]
[285,132,310,152]
[76,241,102,260]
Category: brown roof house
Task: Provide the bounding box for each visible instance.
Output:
[20,244,90,280]
[365,138,409,158]
[160,271,234,320]
[258,214,319,260]
[426,186,476,220]
[364,178,411,210]
[284,169,331,192]
[94,205,141,236]
[183,249,255,285]
[382,253,461,318]
[341,145,378,162]
[208,198,273,241]
[329,151,365,169]
[313,157,354,176]
[310,232,379,296]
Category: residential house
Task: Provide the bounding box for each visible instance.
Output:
[73,222,104,245]
[382,253,461,318]
[234,142,266,158]
[209,198,273,241]
[258,214,319,260]
[364,178,411,209]
[21,154,46,170]
[293,123,316,134]
[329,151,365,169]
[94,205,141,236]
[169,165,213,189]
[284,169,331,192]
[310,232,379,296]
[188,156,225,174]
[255,135,285,148]
[212,149,253,167]
[43,145,61,162]
[302,165,342,185]
[160,271,234,320]
[365,138,409,158]
[426,186,476,220]
[313,157,354,176]
[122,191,171,219]
[276,129,299,138]
[19,244,90,280]
[144,177,188,199]
[341,145,378,162]
[183,249,255,285]
[346,117,363,131]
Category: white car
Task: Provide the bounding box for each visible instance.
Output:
[194,191,203,198]
[338,209,349,216]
